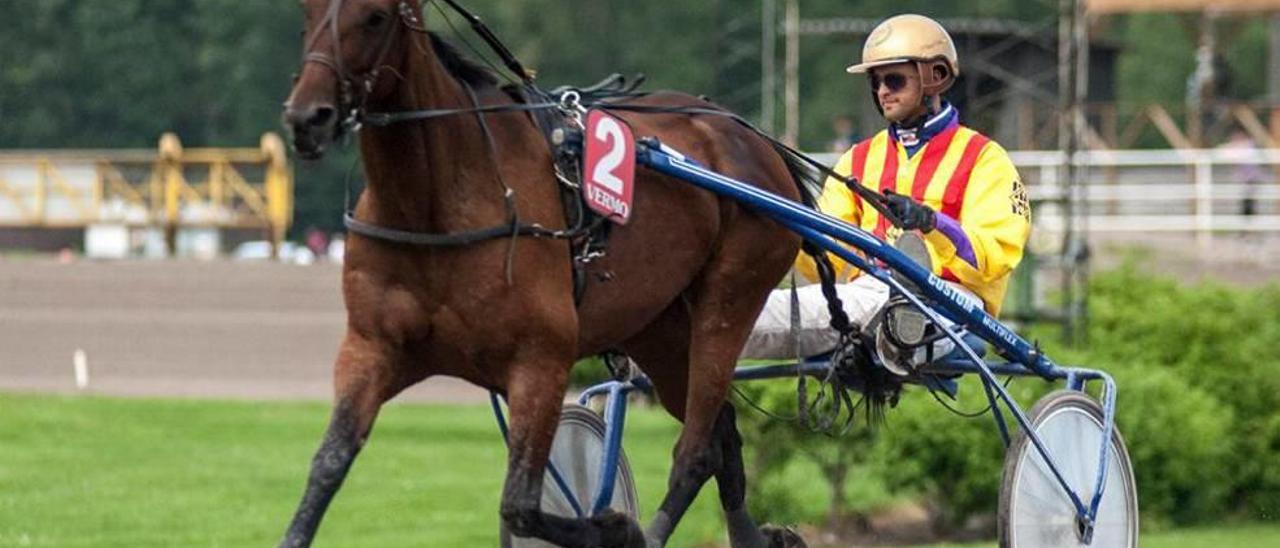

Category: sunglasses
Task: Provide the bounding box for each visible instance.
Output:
[869,72,910,93]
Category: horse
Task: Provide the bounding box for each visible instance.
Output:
[281,1,812,546]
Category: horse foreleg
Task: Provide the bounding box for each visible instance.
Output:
[279,334,406,548]
[499,359,648,548]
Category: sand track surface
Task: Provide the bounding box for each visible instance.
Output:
[0,258,487,402]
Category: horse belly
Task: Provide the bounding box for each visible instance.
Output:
[574,174,718,356]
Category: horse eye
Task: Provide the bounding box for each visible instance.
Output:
[366,10,389,29]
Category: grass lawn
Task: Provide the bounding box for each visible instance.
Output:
[925,524,1280,548]
[0,393,723,547]
[2,393,1278,547]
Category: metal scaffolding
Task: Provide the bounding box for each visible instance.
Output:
[1060,0,1091,344]
[0,133,293,256]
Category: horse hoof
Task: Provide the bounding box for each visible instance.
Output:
[760,524,807,548]
[591,510,648,548]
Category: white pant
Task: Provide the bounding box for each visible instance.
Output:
[741,275,980,360]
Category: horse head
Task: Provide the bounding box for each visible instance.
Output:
[283,0,424,159]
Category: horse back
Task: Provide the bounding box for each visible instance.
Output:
[574,92,804,356]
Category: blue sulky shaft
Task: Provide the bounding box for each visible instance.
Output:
[633,138,1114,534]
[634,139,1052,376]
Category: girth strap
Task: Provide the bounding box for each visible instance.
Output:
[363,101,558,127]
[343,212,576,247]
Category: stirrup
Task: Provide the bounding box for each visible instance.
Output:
[888,232,933,345]
[874,299,934,376]
[891,231,932,292]
[876,232,935,376]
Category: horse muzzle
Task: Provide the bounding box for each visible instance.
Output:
[283,101,340,160]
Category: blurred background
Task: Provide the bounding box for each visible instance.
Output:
[1,1,1278,546]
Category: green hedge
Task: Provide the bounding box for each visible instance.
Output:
[734,264,1280,531]
[1086,265,1280,522]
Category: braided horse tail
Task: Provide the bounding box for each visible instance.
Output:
[768,141,898,425]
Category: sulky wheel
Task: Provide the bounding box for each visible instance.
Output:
[501,404,640,548]
[998,390,1138,548]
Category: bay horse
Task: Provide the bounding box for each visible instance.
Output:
[281,1,812,546]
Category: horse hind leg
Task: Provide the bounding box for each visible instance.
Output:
[616,295,732,545]
[714,405,807,548]
[645,234,806,547]
[279,333,416,548]
[640,306,745,546]
[499,357,648,548]
[636,293,767,546]
[642,399,804,548]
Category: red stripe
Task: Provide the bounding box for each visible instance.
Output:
[874,139,900,238]
[910,125,959,201]
[942,268,960,283]
[850,140,870,180]
[848,139,871,213]
[940,134,990,219]
[879,139,899,193]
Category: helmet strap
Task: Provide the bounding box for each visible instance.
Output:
[896,105,933,134]
[872,60,948,125]
[876,93,935,128]
[900,62,940,127]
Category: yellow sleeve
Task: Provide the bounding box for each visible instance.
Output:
[793,148,863,283]
[923,140,1031,285]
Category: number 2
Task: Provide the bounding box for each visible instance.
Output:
[592,117,626,194]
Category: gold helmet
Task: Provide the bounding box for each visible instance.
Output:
[846,14,959,96]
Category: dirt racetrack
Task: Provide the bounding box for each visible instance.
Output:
[0,257,488,402]
[4,233,1274,403]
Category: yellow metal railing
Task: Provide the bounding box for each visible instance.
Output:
[0,133,292,251]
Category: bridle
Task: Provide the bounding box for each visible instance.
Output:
[293,0,607,280]
[299,0,429,134]
[299,0,545,132]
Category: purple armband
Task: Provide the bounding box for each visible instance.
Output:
[934,213,977,267]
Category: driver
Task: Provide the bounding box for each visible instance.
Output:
[742,14,1032,363]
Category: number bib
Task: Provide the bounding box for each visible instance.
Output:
[582,109,636,225]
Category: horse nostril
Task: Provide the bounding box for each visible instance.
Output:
[309,106,337,127]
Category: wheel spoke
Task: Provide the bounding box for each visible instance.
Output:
[1000,391,1137,548]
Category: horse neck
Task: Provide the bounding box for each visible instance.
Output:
[356,39,502,233]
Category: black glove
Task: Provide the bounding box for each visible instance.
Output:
[883,190,936,232]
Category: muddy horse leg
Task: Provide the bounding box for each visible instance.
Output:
[279,334,412,548]
[499,358,648,548]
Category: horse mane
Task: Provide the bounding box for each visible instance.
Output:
[424,31,818,213]
[427,31,499,88]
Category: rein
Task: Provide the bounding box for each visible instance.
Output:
[595,103,904,226]
[303,0,904,251]
[362,101,558,127]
